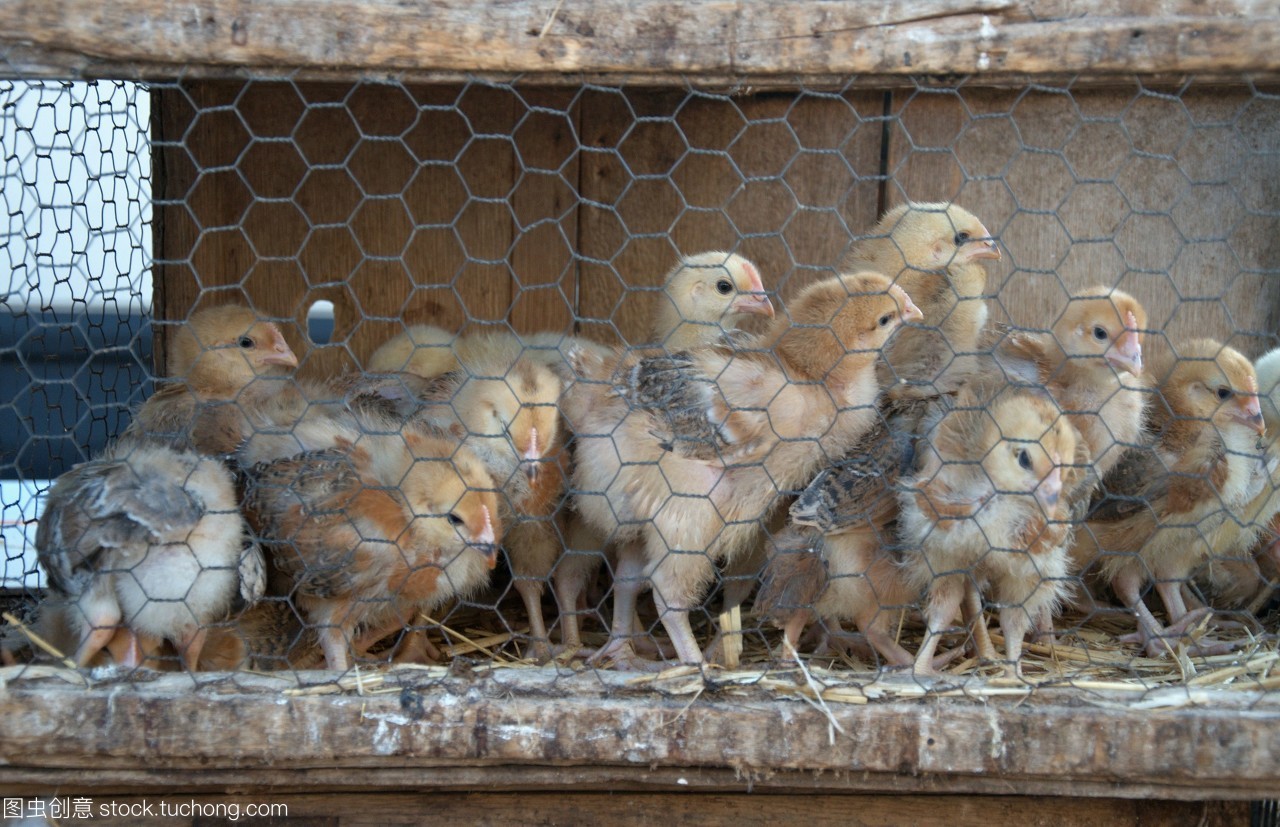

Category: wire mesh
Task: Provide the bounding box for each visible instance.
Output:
[2,74,1279,708]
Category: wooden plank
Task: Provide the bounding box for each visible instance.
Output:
[577,88,884,345]
[0,792,1247,827]
[2,1,1280,82]
[1,670,1278,800]
[883,83,1280,358]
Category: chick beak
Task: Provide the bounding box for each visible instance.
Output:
[1035,464,1062,513]
[523,428,542,484]
[1106,315,1144,376]
[730,262,775,318]
[966,224,1001,261]
[1235,383,1266,435]
[970,238,1001,261]
[260,329,299,368]
[897,288,925,324]
[729,292,775,319]
[473,505,498,569]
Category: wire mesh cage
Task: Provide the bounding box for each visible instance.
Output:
[4,71,1278,699]
[1,2,1279,813]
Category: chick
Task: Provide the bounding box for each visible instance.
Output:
[1075,339,1266,657]
[790,202,1000,523]
[197,599,323,671]
[755,522,920,668]
[844,201,999,399]
[1193,346,1280,612]
[411,333,568,662]
[901,383,1081,676]
[36,437,264,669]
[127,305,299,456]
[993,286,1148,483]
[646,251,775,350]
[991,288,1150,642]
[520,253,775,657]
[241,413,500,671]
[367,323,457,377]
[566,272,921,668]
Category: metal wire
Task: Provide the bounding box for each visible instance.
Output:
[1,74,1277,697]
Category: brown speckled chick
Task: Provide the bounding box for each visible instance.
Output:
[1074,339,1266,658]
[546,251,775,656]
[241,413,500,671]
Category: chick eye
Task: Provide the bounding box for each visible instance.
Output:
[1017,448,1032,471]
[1092,326,1109,342]
[878,313,894,327]
[1217,386,1233,401]
[954,231,970,245]
[238,336,255,349]
[715,279,733,295]
[447,512,465,527]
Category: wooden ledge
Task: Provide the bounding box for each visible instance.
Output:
[2,666,1278,799]
[0,1,1278,83]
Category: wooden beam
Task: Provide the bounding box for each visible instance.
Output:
[0,1,1278,83]
[1,668,1278,799]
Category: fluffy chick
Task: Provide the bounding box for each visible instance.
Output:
[36,437,264,669]
[520,254,775,656]
[1194,347,1280,611]
[1075,339,1266,657]
[241,413,500,671]
[410,332,568,662]
[127,305,299,456]
[647,251,775,350]
[566,272,921,668]
[901,383,1080,676]
[844,201,999,399]
[993,288,1150,642]
[993,286,1148,483]
[755,522,920,668]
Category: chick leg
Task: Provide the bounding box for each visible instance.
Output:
[391,628,443,664]
[177,626,210,672]
[650,565,706,666]
[507,520,560,663]
[318,625,351,671]
[588,541,655,670]
[115,630,145,669]
[857,607,916,669]
[551,519,607,653]
[1031,604,1058,646]
[914,575,965,676]
[1155,577,1190,625]
[997,606,1033,679]
[1113,568,1179,659]
[73,614,122,668]
[777,609,816,665]
[962,579,998,663]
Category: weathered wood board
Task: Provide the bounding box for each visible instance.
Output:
[3,1,1280,83]
[1,669,1278,801]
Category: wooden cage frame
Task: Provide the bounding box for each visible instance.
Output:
[2,1,1280,822]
